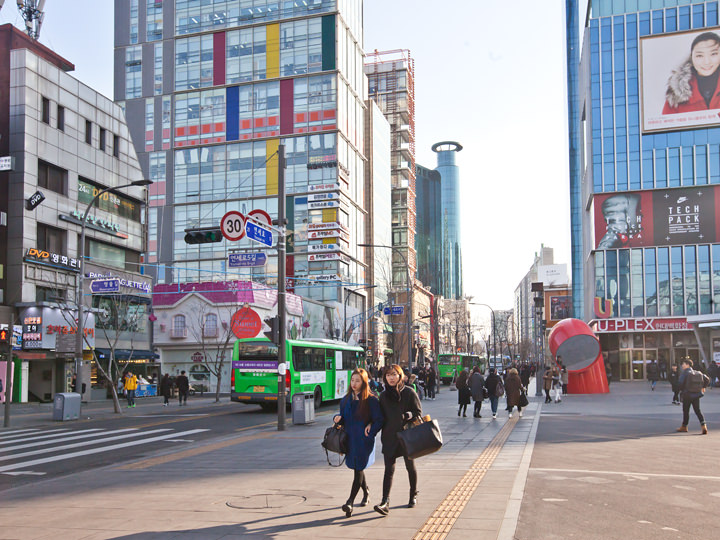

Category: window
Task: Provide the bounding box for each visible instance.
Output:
[113,134,120,158]
[146,0,163,41]
[85,120,92,144]
[57,105,65,131]
[99,128,106,151]
[291,347,325,371]
[36,286,65,303]
[342,350,359,371]
[41,97,50,124]
[37,223,65,253]
[125,46,143,99]
[38,160,67,194]
[172,315,186,338]
[204,313,218,337]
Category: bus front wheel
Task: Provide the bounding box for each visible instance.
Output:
[313,387,322,409]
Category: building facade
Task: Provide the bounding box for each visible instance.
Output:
[514,245,555,346]
[570,0,720,379]
[0,24,152,402]
[415,163,442,294]
[114,0,368,310]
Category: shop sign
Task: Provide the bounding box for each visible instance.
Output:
[309,243,339,252]
[191,352,204,363]
[308,182,347,193]
[307,222,349,232]
[308,192,339,202]
[308,252,341,261]
[69,210,121,232]
[87,272,151,293]
[592,317,691,333]
[308,200,339,209]
[24,248,80,271]
[231,307,262,339]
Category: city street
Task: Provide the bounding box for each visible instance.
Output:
[0,381,717,539]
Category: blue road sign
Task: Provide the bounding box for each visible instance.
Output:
[245,221,273,247]
[391,306,404,315]
[90,278,120,294]
[383,307,391,315]
[229,252,268,268]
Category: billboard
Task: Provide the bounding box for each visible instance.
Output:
[550,296,571,321]
[593,186,720,249]
[641,28,720,132]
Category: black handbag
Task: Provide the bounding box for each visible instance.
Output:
[519,390,529,408]
[397,417,443,460]
[321,424,348,467]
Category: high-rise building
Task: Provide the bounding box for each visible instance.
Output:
[569,0,720,379]
[365,49,416,289]
[114,0,368,309]
[415,163,442,293]
[514,245,554,345]
[432,141,463,299]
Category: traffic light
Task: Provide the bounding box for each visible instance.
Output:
[0,328,8,344]
[263,316,280,345]
[541,320,547,332]
[184,227,223,244]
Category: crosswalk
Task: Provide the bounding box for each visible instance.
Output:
[0,426,209,475]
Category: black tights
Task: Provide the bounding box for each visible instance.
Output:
[458,404,467,416]
[382,453,417,500]
[348,469,368,503]
[473,401,482,416]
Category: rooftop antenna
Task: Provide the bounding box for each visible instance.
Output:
[16,0,45,40]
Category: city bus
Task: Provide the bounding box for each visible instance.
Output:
[437,353,485,384]
[230,337,365,410]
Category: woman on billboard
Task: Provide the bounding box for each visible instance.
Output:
[663,32,720,113]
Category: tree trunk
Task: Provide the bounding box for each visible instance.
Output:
[214,372,222,403]
[107,375,123,414]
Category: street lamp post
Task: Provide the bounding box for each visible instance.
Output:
[74,179,152,406]
[469,302,496,369]
[358,244,413,368]
[343,285,376,342]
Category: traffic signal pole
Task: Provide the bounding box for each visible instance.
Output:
[277,144,287,431]
[3,314,14,427]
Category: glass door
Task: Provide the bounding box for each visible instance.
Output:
[619,350,632,380]
[645,349,657,380]
[632,350,645,380]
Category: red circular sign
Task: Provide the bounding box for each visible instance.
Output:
[231,307,262,339]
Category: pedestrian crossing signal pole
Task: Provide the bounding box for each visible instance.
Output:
[277,144,287,431]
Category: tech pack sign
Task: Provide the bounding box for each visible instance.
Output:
[592,317,691,333]
[594,186,720,249]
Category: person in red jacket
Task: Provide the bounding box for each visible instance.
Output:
[663,32,720,114]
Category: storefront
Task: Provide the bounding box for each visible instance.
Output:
[591,317,698,381]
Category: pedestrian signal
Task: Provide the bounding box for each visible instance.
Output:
[0,328,8,343]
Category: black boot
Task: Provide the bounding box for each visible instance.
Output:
[358,487,370,507]
[408,490,418,508]
[342,500,353,517]
[374,498,390,516]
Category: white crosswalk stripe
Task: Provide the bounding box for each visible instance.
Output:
[0,428,69,442]
[0,426,210,474]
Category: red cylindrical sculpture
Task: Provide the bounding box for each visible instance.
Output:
[548,318,609,394]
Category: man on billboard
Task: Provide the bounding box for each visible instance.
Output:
[597,194,642,249]
[663,32,720,114]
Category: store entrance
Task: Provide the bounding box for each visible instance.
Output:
[620,349,657,381]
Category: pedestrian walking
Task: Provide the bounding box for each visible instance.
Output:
[708,361,719,388]
[543,366,553,403]
[504,367,524,418]
[676,357,710,434]
[123,371,138,408]
[456,369,471,417]
[470,366,485,418]
[176,370,190,406]
[425,364,436,400]
[668,363,681,404]
[552,367,562,403]
[647,359,659,391]
[560,364,569,396]
[159,373,172,406]
[520,364,531,388]
[374,364,422,516]
[333,368,384,518]
[484,368,503,419]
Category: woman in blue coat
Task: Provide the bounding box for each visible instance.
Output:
[333,368,384,517]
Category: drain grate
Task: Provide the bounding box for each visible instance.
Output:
[227,493,306,510]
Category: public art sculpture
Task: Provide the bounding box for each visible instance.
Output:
[548,318,609,394]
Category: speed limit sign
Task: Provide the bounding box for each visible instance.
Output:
[221,211,246,241]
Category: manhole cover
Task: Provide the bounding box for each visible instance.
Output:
[227,493,306,509]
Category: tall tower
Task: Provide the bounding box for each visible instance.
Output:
[365,49,416,289]
[432,141,463,299]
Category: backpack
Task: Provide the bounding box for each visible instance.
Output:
[686,370,708,393]
[495,380,505,398]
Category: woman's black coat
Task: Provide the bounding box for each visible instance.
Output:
[378,385,422,457]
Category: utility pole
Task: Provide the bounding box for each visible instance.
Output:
[2,313,14,427]
[277,144,287,431]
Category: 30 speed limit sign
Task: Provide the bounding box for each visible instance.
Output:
[221,211,246,241]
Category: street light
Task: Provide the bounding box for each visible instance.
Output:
[74,179,152,406]
[469,302,496,370]
[343,284,376,342]
[358,243,413,368]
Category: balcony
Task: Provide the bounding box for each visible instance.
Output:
[170,328,187,339]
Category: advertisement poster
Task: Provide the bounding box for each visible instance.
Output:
[641,27,720,132]
[550,296,571,320]
[593,186,720,249]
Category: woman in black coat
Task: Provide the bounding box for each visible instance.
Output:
[159,373,172,406]
[374,364,422,516]
[456,369,471,417]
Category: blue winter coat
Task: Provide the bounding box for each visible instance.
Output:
[337,394,384,471]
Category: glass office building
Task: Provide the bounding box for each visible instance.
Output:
[415,163,442,294]
[114,0,367,304]
[571,0,720,379]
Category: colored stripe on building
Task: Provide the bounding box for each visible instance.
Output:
[213,32,226,86]
[280,79,294,135]
[226,86,239,142]
[266,139,279,195]
[322,16,335,71]
[266,23,280,79]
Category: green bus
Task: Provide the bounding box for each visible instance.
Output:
[230,337,365,410]
[437,353,485,384]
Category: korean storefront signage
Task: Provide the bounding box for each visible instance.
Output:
[86,272,151,293]
[24,248,80,272]
[592,317,691,333]
[19,307,96,350]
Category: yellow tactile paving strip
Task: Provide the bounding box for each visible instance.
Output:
[413,417,518,540]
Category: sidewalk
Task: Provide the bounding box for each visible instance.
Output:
[0,381,541,540]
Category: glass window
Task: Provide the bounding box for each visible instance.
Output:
[204,313,218,337]
[631,249,643,316]
[41,96,50,124]
[173,315,186,334]
[291,347,325,371]
[129,0,138,44]
[154,43,163,95]
[147,0,163,41]
[699,245,711,314]
[145,99,154,151]
[57,105,64,131]
[685,246,698,315]
[125,46,142,99]
[644,248,657,316]
[713,245,720,313]
[37,223,65,253]
[595,251,605,299]
[658,247,671,316]
[606,250,618,317]
[38,160,67,194]
[88,240,126,269]
[619,249,631,317]
[671,246,684,315]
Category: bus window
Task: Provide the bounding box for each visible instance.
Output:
[342,350,358,371]
[326,350,334,371]
[292,347,325,371]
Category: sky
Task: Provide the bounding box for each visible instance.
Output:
[0,0,572,313]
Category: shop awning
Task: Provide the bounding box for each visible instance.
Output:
[94,349,159,361]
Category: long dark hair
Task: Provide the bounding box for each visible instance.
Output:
[383,364,405,394]
[346,368,372,422]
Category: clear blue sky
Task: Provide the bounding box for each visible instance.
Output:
[1,0,571,314]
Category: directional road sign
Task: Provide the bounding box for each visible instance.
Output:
[221,211,246,241]
[383,307,391,315]
[245,221,273,247]
[228,252,268,268]
[391,306,404,315]
[90,278,120,294]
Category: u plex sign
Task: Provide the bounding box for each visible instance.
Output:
[592,317,691,333]
[594,185,720,249]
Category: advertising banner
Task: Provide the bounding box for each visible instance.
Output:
[593,186,720,249]
[550,296,571,320]
[641,27,720,132]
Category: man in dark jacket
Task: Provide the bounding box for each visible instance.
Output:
[484,368,502,419]
[676,358,709,434]
[176,370,190,406]
[425,364,436,400]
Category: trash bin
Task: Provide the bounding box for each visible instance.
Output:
[292,392,315,425]
[53,392,80,421]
